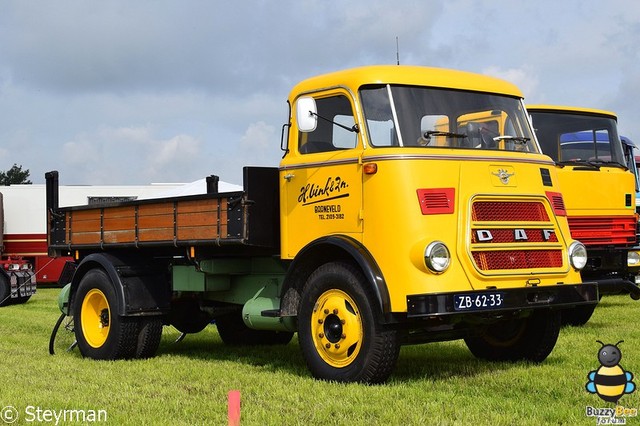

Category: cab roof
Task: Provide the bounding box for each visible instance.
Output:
[527,104,617,120]
[289,65,524,100]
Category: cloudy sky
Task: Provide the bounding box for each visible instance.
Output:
[1,1,639,185]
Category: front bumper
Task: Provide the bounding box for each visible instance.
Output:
[595,278,640,300]
[406,283,598,318]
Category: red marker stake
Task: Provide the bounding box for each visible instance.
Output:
[228,390,241,426]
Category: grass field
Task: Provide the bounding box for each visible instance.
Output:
[1,288,639,425]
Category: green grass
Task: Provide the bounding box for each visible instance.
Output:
[1,289,639,425]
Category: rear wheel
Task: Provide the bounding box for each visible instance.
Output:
[73,269,138,359]
[464,309,561,362]
[135,317,163,359]
[216,310,293,345]
[298,262,400,383]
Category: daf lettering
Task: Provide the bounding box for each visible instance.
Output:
[543,229,554,241]
[476,230,493,241]
[514,229,528,240]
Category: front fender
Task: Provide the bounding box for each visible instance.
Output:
[281,235,391,320]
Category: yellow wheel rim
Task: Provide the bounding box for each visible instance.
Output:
[311,289,363,368]
[80,288,110,348]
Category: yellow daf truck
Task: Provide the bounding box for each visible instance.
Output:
[47,66,597,383]
[528,105,640,324]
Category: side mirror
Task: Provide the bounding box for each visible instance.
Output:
[296,97,317,132]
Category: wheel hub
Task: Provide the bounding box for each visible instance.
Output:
[324,314,343,343]
[80,288,111,348]
[311,289,364,368]
[99,309,110,328]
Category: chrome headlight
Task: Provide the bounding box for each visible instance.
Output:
[568,241,587,270]
[628,251,640,268]
[424,241,450,273]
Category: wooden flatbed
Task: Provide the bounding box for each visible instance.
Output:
[46,167,280,255]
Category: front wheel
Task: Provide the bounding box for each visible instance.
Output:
[464,309,561,362]
[298,262,400,383]
[561,304,597,327]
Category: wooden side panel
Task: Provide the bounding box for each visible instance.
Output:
[138,203,175,242]
[176,198,227,241]
[102,206,136,243]
[67,210,101,245]
[62,196,234,247]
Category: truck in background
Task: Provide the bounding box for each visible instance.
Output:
[620,136,640,214]
[620,136,640,280]
[48,66,597,383]
[0,191,36,306]
[528,105,639,324]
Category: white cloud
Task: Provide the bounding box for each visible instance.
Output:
[240,121,275,152]
[61,126,202,185]
[482,66,539,100]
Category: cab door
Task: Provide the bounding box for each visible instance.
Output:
[280,91,364,259]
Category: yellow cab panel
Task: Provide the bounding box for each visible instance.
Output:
[280,89,364,258]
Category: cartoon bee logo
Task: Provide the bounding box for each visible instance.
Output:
[586,340,636,403]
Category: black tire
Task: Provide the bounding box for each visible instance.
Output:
[135,317,163,359]
[0,275,13,307]
[168,298,212,334]
[216,310,294,346]
[561,304,597,327]
[298,262,400,383]
[464,309,561,362]
[73,269,138,360]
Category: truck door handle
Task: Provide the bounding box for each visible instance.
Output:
[284,173,295,182]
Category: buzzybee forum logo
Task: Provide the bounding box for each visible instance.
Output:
[586,341,636,403]
[585,340,637,424]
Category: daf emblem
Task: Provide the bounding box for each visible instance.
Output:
[492,169,515,185]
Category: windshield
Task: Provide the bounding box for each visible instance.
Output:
[530,111,625,166]
[360,84,538,153]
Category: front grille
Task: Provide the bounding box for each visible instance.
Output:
[470,198,564,273]
[472,201,549,221]
[473,250,563,270]
[567,216,636,246]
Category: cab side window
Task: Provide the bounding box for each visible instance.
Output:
[299,95,357,154]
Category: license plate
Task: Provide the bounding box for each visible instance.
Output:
[454,292,504,312]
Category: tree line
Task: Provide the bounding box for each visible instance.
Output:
[0,164,31,185]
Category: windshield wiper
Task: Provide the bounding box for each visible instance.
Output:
[555,160,627,171]
[587,159,628,170]
[423,131,467,141]
[493,135,530,144]
[556,160,600,170]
